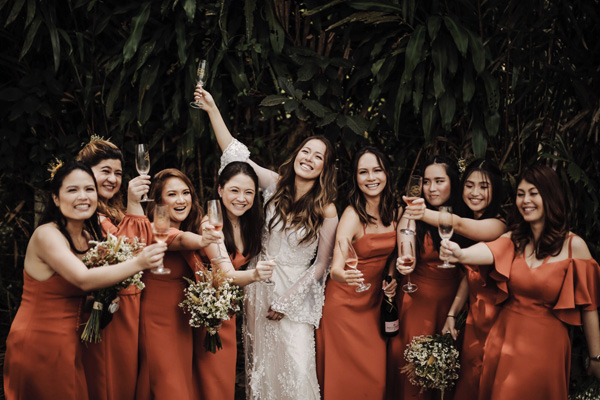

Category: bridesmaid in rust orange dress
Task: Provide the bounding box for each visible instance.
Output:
[316,147,399,399]
[3,162,166,400]
[77,138,153,400]
[388,156,463,400]
[195,162,272,400]
[441,164,600,399]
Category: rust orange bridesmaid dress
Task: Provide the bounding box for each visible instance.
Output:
[82,214,153,400]
[136,228,199,399]
[316,228,396,400]
[386,232,461,400]
[194,251,250,400]
[4,271,88,400]
[479,235,600,400]
[451,265,500,400]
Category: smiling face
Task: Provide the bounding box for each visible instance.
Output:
[218,173,256,220]
[293,139,326,181]
[90,159,122,200]
[463,171,492,218]
[160,177,192,228]
[423,164,452,208]
[516,179,544,225]
[356,152,387,199]
[52,169,98,221]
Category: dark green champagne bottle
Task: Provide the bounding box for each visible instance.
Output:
[381,276,399,337]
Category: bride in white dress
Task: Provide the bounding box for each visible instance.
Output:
[196,87,338,400]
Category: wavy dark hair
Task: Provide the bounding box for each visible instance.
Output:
[39,161,103,254]
[510,164,568,259]
[415,155,462,254]
[458,158,504,220]
[217,162,263,259]
[348,147,398,227]
[76,138,125,225]
[266,135,337,245]
[147,169,204,234]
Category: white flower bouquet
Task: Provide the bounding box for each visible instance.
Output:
[80,233,145,343]
[179,268,244,353]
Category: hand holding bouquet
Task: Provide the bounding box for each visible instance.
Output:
[179,267,244,353]
[80,233,145,343]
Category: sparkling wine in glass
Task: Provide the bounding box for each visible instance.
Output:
[135,144,153,203]
[190,59,208,109]
[338,238,370,293]
[152,204,171,274]
[262,230,281,286]
[207,200,226,261]
[400,240,418,293]
[400,175,423,235]
[438,206,455,268]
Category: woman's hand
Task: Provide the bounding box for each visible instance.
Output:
[396,256,415,275]
[382,277,397,298]
[137,242,168,270]
[440,240,463,264]
[253,260,275,282]
[267,306,285,321]
[200,223,223,247]
[193,86,217,111]
[342,269,364,286]
[402,196,426,220]
[441,316,459,340]
[128,175,151,203]
[588,360,600,380]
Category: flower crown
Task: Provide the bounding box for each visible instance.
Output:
[48,158,64,181]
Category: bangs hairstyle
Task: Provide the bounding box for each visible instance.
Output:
[76,138,125,225]
[40,161,103,253]
[415,155,462,254]
[348,147,398,227]
[266,135,337,245]
[459,158,504,220]
[510,164,568,259]
[147,169,204,234]
[218,162,263,259]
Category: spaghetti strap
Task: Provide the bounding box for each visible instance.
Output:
[362,224,367,235]
[567,233,575,258]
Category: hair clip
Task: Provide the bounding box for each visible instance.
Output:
[48,158,64,181]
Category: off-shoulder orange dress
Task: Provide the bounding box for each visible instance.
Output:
[4,271,88,400]
[194,251,250,400]
[82,214,153,400]
[452,264,500,400]
[386,232,462,400]
[136,228,200,399]
[480,235,600,400]
[316,228,396,400]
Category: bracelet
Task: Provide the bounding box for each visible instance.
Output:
[447,315,455,318]
[590,355,600,362]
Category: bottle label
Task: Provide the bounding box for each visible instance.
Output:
[385,320,399,332]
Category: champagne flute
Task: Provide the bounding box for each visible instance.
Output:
[263,231,281,286]
[338,238,370,293]
[400,175,423,235]
[438,206,455,268]
[400,240,418,293]
[135,144,153,203]
[152,204,171,274]
[206,200,226,261]
[189,59,208,109]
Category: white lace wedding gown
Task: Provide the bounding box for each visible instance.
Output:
[220,139,338,400]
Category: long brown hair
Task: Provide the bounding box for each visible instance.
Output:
[265,135,337,244]
[76,138,125,225]
[510,164,568,259]
[147,169,204,233]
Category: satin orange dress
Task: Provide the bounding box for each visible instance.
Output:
[316,228,396,400]
[82,214,152,400]
[480,235,600,400]
[4,271,88,400]
[386,232,462,400]
[194,251,250,400]
[136,228,200,399]
[452,264,500,400]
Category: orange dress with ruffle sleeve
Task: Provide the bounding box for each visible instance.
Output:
[4,271,88,399]
[316,228,396,400]
[136,228,201,399]
[386,232,462,400]
[82,214,153,400]
[480,235,600,400]
[194,251,250,400]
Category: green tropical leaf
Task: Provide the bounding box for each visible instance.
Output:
[265,1,284,54]
[467,30,485,74]
[244,0,256,42]
[439,92,455,131]
[182,0,196,20]
[404,24,426,78]
[412,63,425,114]
[5,0,25,27]
[427,15,442,43]
[471,121,487,158]
[481,71,499,112]
[422,97,437,142]
[19,16,42,60]
[346,115,369,137]
[123,3,151,63]
[462,63,475,103]
[484,111,500,137]
[443,16,468,57]
[302,99,327,118]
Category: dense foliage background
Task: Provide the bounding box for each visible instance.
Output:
[1,0,599,397]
